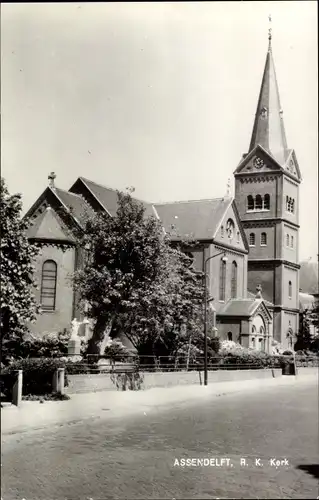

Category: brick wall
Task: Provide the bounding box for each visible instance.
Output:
[30,245,76,337]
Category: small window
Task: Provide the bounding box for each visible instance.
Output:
[286,234,290,247]
[291,199,295,213]
[221,226,224,238]
[40,260,57,311]
[260,232,267,246]
[252,337,255,348]
[231,261,237,299]
[263,194,270,210]
[237,231,240,243]
[290,235,294,248]
[255,194,263,210]
[249,233,255,246]
[247,195,254,211]
[227,332,233,341]
[219,258,227,301]
[288,280,292,299]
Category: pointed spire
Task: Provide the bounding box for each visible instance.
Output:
[248,18,288,166]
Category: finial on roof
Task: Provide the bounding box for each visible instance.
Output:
[255,284,263,299]
[48,172,56,188]
[268,14,272,50]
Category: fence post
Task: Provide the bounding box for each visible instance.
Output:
[52,368,65,394]
[12,370,23,407]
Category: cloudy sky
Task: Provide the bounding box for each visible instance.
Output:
[1,2,317,260]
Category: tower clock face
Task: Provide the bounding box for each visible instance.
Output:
[253,157,265,169]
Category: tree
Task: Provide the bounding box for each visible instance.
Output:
[73,189,207,357]
[0,178,39,363]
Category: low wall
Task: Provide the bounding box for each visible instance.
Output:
[66,368,282,394]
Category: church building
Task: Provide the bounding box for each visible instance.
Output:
[24,33,301,353]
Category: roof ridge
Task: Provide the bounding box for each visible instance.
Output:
[79,177,152,205]
[154,197,225,206]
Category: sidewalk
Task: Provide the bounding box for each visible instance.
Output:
[1,371,317,437]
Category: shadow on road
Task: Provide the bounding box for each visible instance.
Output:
[296,464,319,479]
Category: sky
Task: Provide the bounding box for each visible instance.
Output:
[1,1,318,261]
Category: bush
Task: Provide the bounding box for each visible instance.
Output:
[110,371,144,391]
[215,350,281,369]
[104,340,136,362]
[2,358,68,395]
[9,330,71,360]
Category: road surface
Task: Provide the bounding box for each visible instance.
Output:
[2,379,318,499]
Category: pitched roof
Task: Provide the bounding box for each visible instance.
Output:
[154,197,232,240]
[74,177,155,218]
[27,207,75,242]
[248,39,288,166]
[247,290,274,308]
[218,299,260,317]
[54,188,95,226]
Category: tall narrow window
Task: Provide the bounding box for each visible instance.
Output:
[255,194,263,210]
[231,261,238,298]
[290,235,294,248]
[219,258,226,301]
[263,194,270,210]
[247,195,254,211]
[249,233,255,246]
[260,232,267,246]
[227,332,233,341]
[286,234,290,247]
[220,225,224,238]
[40,260,57,311]
[291,199,295,213]
[288,280,292,298]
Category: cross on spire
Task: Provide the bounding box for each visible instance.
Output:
[48,172,56,188]
[268,14,272,47]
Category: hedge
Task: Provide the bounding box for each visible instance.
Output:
[2,358,68,396]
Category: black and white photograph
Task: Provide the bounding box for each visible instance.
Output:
[1,2,318,499]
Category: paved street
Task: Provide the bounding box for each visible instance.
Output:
[2,379,318,500]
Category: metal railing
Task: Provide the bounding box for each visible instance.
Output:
[63,353,319,374]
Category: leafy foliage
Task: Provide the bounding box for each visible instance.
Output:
[2,358,68,395]
[6,330,71,360]
[73,189,207,357]
[0,178,39,363]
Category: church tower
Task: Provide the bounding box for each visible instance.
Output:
[234,28,302,349]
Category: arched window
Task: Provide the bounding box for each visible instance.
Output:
[255,194,263,210]
[259,326,265,335]
[249,233,255,246]
[252,337,255,348]
[231,261,237,298]
[286,234,290,247]
[219,258,226,301]
[288,281,292,298]
[263,194,270,210]
[247,195,254,211]
[40,260,57,311]
[221,225,224,238]
[260,232,267,246]
[227,332,233,341]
